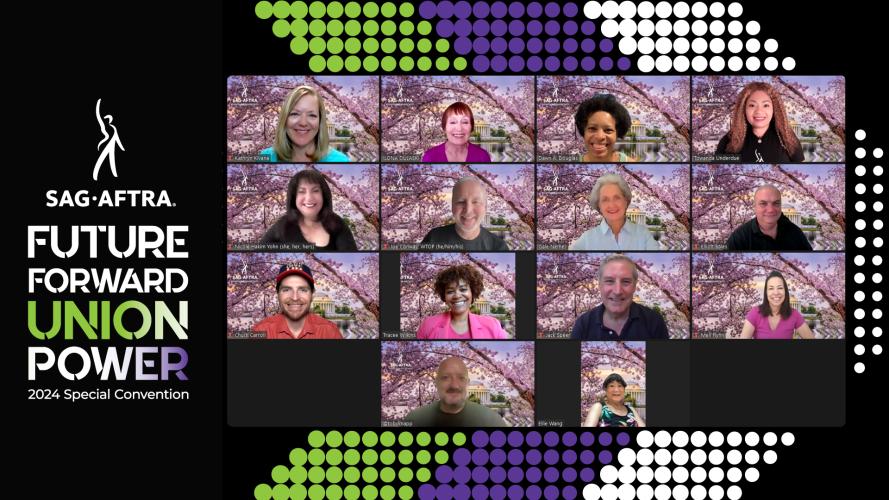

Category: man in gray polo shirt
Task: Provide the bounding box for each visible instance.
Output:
[405,356,507,427]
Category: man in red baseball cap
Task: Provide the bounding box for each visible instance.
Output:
[252,263,343,339]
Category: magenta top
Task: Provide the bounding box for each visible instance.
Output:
[420,142,492,162]
[417,312,508,339]
[745,307,805,339]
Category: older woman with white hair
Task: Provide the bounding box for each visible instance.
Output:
[569,174,660,250]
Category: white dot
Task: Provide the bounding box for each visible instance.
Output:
[727,38,743,52]
[674,19,691,36]
[745,56,760,71]
[618,448,637,466]
[618,466,637,484]
[854,255,865,265]
[763,56,778,71]
[762,450,778,465]
[638,37,655,53]
[619,19,638,36]
[602,19,620,37]
[875,201,884,212]
[875,184,884,194]
[691,431,707,447]
[781,432,795,446]
[638,448,655,465]
[672,485,689,500]
[673,449,690,465]
[583,483,600,500]
[875,291,883,301]
[690,467,707,483]
[618,484,636,500]
[602,1,620,19]
[782,57,796,70]
[674,38,691,53]
[727,2,743,17]
[601,465,619,484]
[655,467,672,484]
[638,19,656,36]
[709,432,725,447]
[691,2,708,17]
[709,467,725,483]
[855,326,865,337]
[856,147,867,158]
[638,1,656,18]
[763,432,777,447]
[691,449,707,466]
[637,485,655,500]
[673,431,690,447]
[876,166,884,176]
[673,466,689,483]
[855,201,866,212]
[654,431,672,448]
[637,466,655,484]
[875,256,884,266]
[856,237,866,248]
[619,37,638,54]
[856,165,866,176]
[656,37,673,54]
[875,148,885,158]
[855,308,866,320]
[674,2,691,18]
[710,38,726,53]
[654,485,672,500]
[875,238,884,249]
[728,20,743,35]
[876,220,885,230]
[708,449,725,465]
[655,19,672,36]
[710,2,726,17]
[691,485,707,500]
[874,345,883,355]
[744,432,759,446]
[855,344,866,355]
[655,1,673,18]
[692,55,708,71]
[727,56,743,71]
[709,486,725,500]
[585,1,603,19]
[855,291,865,301]
[618,0,637,18]
[655,448,672,465]
[727,467,742,482]
[601,485,618,500]
[638,55,655,72]
[874,308,883,319]
[854,272,865,284]
[727,450,742,465]
[745,38,761,53]
[855,183,866,194]
[710,20,726,36]
[854,362,866,373]
[745,468,760,482]
[709,56,726,71]
[692,19,708,36]
[691,37,708,53]
[856,220,867,230]
[727,432,742,447]
[856,129,867,141]
[745,20,761,35]
[728,486,743,500]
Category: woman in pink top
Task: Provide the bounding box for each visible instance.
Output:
[420,102,492,163]
[739,271,815,339]
[417,264,508,340]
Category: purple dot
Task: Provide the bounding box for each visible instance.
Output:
[508,55,525,71]
[473,37,490,54]
[527,486,542,500]
[491,37,507,54]
[472,485,489,500]
[491,1,508,18]
[455,1,472,19]
[580,468,595,482]
[600,57,614,70]
[562,467,577,482]
[508,38,525,54]
[436,465,454,483]
[506,431,524,448]
[507,467,524,483]
[543,449,559,465]
[490,466,506,484]
[580,432,594,447]
[437,485,454,499]
[563,20,578,36]
[527,37,542,53]
[437,20,455,37]
[472,431,490,448]
[523,431,540,447]
[526,466,542,483]
[473,2,490,18]
[562,449,577,465]
[581,21,596,35]
[527,2,543,17]
[472,449,489,466]
[507,449,523,466]
[544,38,560,53]
[581,38,596,53]
[580,450,595,464]
[527,20,542,36]
[490,431,506,448]
[419,1,437,20]
[490,55,507,71]
[491,19,507,36]
[527,56,543,71]
[563,3,579,17]
[598,433,612,446]
[418,484,436,500]
[508,20,524,36]
[563,486,578,500]
[581,56,596,71]
[490,449,506,465]
[473,19,490,36]
[617,432,631,446]
[617,56,631,70]
[454,37,472,54]
[454,448,471,466]
[507,2,524,17]
[564,57,578,73]
[454,466,471,484]
[544,20,560,36]
[563,38,577,53]
[473,55,490,72]
[438,1,455,18]
[472,466,489,483]
[543,432,559,447]
[526,449,542,466]
[490,485,506,500]
[544,2,560,17]
[598,450,613,464]
[507,486,524,500]
[454,485,471,500]
[455,19,472,36]
[600,39,613,53]
[543,467,559,483]
[562,432,577,447]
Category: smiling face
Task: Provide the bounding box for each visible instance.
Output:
[604,380,626,406]
[598,183,629,228]
[765,276,786,311]
[744,90,774,132]
[584,111,618,161]
[286,93,320,149]
[452,180,486,238]
[444,111,472,147]
[444,279,473,315]
[435,357,469,409]
[295,180,323,220]
[277,275,313,323]
[754,186,782,230]
[599,260,636,318]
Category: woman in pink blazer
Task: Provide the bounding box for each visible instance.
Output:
[417,264,509,340]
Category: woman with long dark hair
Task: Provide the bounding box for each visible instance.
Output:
[739,270,815,339]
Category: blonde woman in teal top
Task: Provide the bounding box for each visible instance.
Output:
[259,85,350,163]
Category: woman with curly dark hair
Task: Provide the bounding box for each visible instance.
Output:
[416,264,508,339]
[574,94,636,163]
[716,82,804,162]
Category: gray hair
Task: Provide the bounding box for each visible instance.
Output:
[588,174,632,213]
[452,176,487,202]
[753,184,781,200]
[596,254,639,282]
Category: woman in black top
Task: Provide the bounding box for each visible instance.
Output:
[261,169,358,250]
[716,82,803,163]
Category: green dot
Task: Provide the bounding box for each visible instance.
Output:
[454,57,467,70]
[397,450,413,465]
[327,485,344,500]
[344,466,361,483]
[363,2,379,17]
[362,467,378,483]
[291,37,309,55]
[396,432,412,447]
[362,485,378,500]
[309,38,326,54]
[291,466,308,484]
[308,466,326,483]
[381,20,396,36]
[380,486,396,500]
[290,484,308,500]
[362,431,378,447]
[309,1,326,18]
[291,1,308,18]
[308,485,325,500]
[272,484,290,500]
[416,450,431,464]
[362,449,378,465]
[434,450,449,464]
[327,448,344,465]
[345,55,361,71]
[417,21,431,35]
[328,19,344,36]
[435,39,449,53]
[380,38,396,54]
[398,486,412,500]
[398,468,413,482]
[398,21,414,36]
[363,20,379,36]
[309,19,326,36]
[416,39,431,53]
[363,38,379,53]
[255,2,274,19]
[290,448,308,466]
[255,483,273,500]
[415,432,431,446]
[399,3,414,17]
[272,19,291,37]
[273,1,291,19]
[436,57,449,70]
[344,37,360,53]
[398,39,414,53]
[381,2,397,17]
[380,467,396,483]
[380,449,395,465]
[344,449,360,465]
[417,57,432,71]
[271,465,289,484]
[328,37,344,54]
[308,449,325,465]
[344,20,361,36]
[291,19,309,36]
[434,432,448,446]
[327,1,344,18]
[345,485,361,500]
[453,433,466,446]
[344,431,361,447]
[380,432,396,447]
[399,56,414,71]
[416,468,431,482]
[363,56,380,71]
[327,466,344,483]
